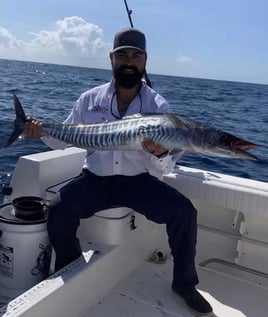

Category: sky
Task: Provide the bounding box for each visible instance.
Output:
[0,0,268,84]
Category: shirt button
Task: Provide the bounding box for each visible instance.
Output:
[115,161,118,164]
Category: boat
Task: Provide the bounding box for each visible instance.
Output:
[0,146,267,317]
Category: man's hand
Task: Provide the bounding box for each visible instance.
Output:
[142,139,168,158]
[24,117,43,139]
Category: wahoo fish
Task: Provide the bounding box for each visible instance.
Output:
[3,95,258,160]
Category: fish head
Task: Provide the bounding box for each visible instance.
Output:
[190,127,259,160]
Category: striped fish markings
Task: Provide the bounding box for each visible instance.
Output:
[3,95,258,160]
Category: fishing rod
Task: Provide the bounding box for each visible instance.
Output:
[123,0,152,88]
[123,0,134,27]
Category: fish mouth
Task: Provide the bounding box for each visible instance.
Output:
[219,132,258,151]
[216,132,259,160]
[233,148,259,160]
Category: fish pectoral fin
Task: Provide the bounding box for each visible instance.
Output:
[169,148,185,156]
[166,114,190,130]
[168,148,185,161]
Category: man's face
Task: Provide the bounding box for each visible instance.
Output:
[110,48,146,72]
[110,48,147,89]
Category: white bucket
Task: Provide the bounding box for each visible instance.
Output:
[0,197,51,296]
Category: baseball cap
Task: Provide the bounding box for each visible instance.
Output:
[112,28,146,53]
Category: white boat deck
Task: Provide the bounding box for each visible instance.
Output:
[1,149,268,317]
[1,246,267,317]
[84,258,268,317]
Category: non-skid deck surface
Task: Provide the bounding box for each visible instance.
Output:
[83,259,268,317]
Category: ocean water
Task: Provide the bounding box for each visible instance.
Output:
[0,59,268,202]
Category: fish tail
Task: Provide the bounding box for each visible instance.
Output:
[3,95,27,147]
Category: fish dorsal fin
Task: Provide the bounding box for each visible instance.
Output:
[122,113,143,120]
[122,112,168,120]
[166,113,190,130]
[121,113,190,131]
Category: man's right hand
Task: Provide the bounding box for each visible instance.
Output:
[24,116,43,139]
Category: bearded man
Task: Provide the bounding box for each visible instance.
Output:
[24,28,213,316]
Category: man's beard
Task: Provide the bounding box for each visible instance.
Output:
[113,65,144,89]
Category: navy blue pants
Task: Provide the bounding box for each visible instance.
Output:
[47,169,199,287]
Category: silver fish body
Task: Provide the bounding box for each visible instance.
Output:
[42,113,258,160]
[42,115,187,151]
[3,95,259,160]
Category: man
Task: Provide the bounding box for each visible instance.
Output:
[24,28,213,316]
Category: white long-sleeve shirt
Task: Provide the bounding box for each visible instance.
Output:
[42,80,184,177]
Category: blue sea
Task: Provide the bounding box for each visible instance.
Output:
[0,59,268,202]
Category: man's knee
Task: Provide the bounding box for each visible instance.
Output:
[47,193,64,224]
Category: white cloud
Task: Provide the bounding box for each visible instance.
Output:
[0,17,110,68]
[0,27,25,53]
[176,54,194,64]
[165,53,196,77]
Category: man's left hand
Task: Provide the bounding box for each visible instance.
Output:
[142,139,168,158]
